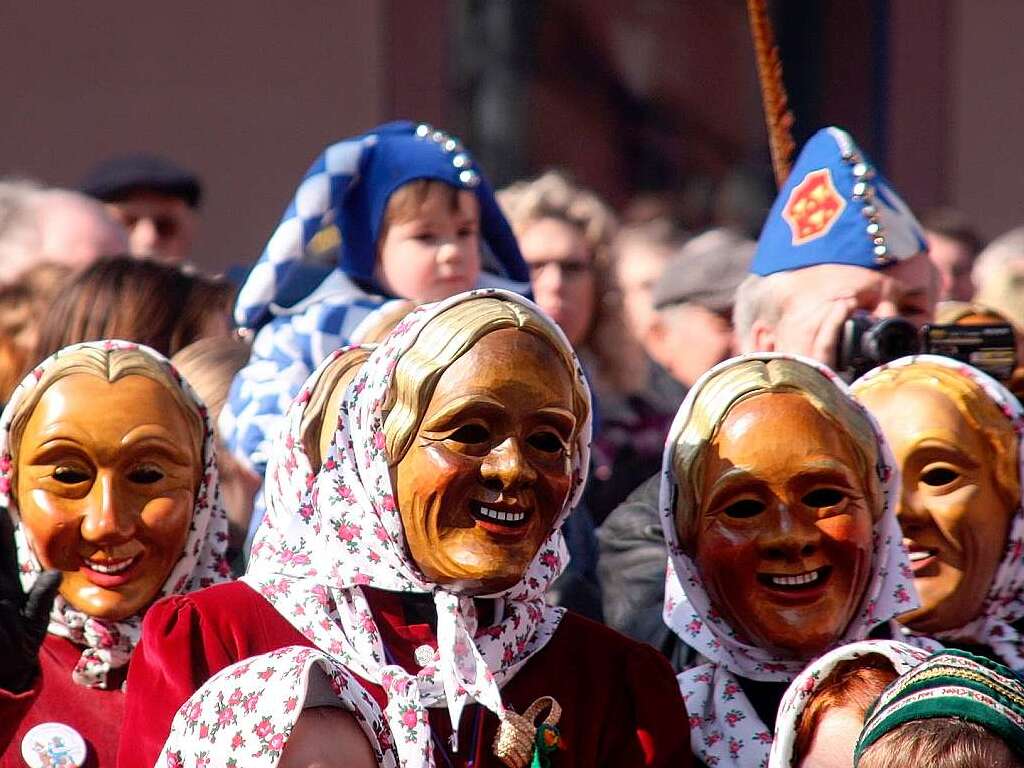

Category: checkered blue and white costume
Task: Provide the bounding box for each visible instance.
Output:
[222,123,528,538]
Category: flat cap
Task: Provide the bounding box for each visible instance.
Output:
[79,153,202,208]
[652,227,755,313]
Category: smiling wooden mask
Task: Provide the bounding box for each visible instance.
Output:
[11,348,204,621]
[385,299,589,596]
[853,361,1019,635]
[672,358,882,657]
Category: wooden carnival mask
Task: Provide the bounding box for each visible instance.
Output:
[393,327,577,595]
[15,372,201,621]
[690,390,875,657]
[854,366,1019,634]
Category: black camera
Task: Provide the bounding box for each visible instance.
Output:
[922,323,1018,383]
[835,314,921,381]
[835,314,1019,383]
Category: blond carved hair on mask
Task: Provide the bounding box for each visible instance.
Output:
[382,296,591,466]
[672,357,883,548]
[8,345,205,496]
[851,361,1020,511]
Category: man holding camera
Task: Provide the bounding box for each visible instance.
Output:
[733,126,937,375]
[598,126,937,655]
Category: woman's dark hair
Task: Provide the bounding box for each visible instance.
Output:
[33,255,234,364]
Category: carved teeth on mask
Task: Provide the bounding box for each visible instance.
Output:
[84,556,138,574]
[759,567,829,589]
[473,505,527,525]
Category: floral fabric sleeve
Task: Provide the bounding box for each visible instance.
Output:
[159,646,397,768]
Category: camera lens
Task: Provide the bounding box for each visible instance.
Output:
[861,317,921,363]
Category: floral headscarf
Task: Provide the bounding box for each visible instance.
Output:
[658,353,926,768]
[853,354,1024,669]
[4,340,230,689]
[767,640,930,768]
[243,343,370,570]
[243,289,592,767]
[161,645,398,768]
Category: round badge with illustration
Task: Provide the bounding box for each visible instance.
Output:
[21,722,87,768]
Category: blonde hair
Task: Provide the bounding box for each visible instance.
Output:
[382,297,590,465]
[851,362,1020,512]
[9,347,205,483]
[171,335,251,421]
[671,358,882,545]
[973,227,1024,327]
[973,226,1024,287]
[301,346,373,472]
[499,171,647,396]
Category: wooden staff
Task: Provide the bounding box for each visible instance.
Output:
[746,0,796,188]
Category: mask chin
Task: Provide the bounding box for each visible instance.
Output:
[420,547,532,597]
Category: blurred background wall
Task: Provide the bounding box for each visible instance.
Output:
[2,0,1021,273]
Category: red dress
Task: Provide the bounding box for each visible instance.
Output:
[0,635,125,768]
[119,580,690,767]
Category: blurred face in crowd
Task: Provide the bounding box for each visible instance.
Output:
[17,374,199,620]
[615,237,672,347]
[692,392,874,657]
[925,230,975,303]
[32,191,128,276]
[855,381,1015,634]
[105,191,197,265]
[520,217,596,346]
[648,303,734,388]
[376,183,481,303]
[394,329,576,595]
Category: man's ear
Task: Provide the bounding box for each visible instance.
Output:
[644,316,670,368]
[745,318,776,353]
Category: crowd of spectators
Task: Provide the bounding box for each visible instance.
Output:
[5,125,1024,768]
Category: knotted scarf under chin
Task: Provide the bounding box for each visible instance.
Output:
[49,599,137,689]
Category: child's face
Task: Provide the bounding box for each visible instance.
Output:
[376,186,481,302]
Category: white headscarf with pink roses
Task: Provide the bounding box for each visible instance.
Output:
[658,353,928,768]
[854,354,1024,671]
[243,289,592,768]
[161,645,399,768]
[767,639,930,768]
[3,340,230,690]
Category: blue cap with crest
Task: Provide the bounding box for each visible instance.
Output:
[750,127,926,277]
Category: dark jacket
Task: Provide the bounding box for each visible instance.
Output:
[597,474,694,671]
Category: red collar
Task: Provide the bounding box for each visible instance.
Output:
[365,587,495,673]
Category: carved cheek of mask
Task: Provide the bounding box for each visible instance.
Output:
[394,329,577,596]
[857,383,1016,634]
[16,374,199,621]
[691,392,874,658]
